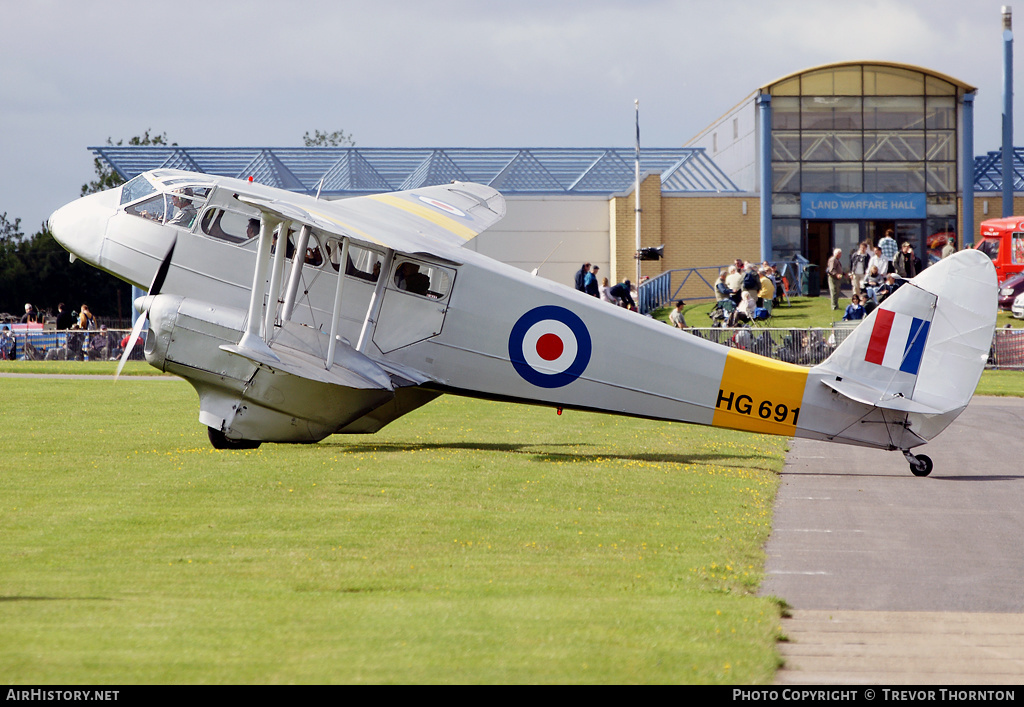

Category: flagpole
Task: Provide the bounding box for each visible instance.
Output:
[634,99,641,287]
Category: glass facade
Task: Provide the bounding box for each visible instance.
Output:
[766,63,970,271]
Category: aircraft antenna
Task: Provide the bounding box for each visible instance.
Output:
[531,240,563,277]
[315,177,325,200]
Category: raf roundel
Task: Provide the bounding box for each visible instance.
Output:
[508,306,592,388]
[417,195,467,218]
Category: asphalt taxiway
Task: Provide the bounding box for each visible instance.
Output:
[762,396,1024,684]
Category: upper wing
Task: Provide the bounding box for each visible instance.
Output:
[238,182,506,259]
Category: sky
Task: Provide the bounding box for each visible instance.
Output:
[1,0,1020,232]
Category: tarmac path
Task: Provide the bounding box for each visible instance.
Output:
[762,396,1024,684]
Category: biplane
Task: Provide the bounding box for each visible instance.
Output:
[48,169,998,475]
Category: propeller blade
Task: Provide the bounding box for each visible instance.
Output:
[149,236,177,296]
[114,310,149,380]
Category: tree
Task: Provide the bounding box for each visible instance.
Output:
[303,129,355,147]
[80,129,176,196]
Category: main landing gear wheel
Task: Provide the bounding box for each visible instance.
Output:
[207,426,262,450]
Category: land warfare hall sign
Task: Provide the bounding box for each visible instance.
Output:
[801,193,926,220]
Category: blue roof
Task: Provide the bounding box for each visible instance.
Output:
[973,148,1024,192]
[90,146,741,195]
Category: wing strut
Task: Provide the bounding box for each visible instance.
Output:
[281,225,312,323]
[264,219,291,338]
[356,249,395,354]
[239,213,281,360]
[326,237,351,370]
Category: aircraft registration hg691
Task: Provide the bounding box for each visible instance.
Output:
[49,169,997,476]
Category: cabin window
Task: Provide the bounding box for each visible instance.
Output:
[199,208,259,244]
[164,188,207,230]
[120,175,156,205]
[328,239,383,282]
[1014,233,1024,265]
[274,229,324,266]
[393,259,453,299]
[125,194,170,223]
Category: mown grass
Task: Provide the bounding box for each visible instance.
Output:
[0,360,167,376]
[0,378,788,684]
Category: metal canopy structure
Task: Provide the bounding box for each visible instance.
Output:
[973,147,1024,192]
[90,146,741,196]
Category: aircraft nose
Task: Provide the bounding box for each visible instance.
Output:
[48,188,121,266]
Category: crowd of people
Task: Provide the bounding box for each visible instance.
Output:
[574,262,639,310]
[828,229,958,321]
[0,301,138,362]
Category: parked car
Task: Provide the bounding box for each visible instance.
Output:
[998,271,1024,310]
[1013,292,1024,319]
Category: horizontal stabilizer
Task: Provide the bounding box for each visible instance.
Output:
[821,376,950,415]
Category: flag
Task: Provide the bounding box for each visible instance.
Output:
[864,308,931,375]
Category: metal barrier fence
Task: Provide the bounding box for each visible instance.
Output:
[637,260,807,315]
[0,329,146,362]
[687,324,1024,370]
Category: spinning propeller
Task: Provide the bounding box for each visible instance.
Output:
[115,237,176,379]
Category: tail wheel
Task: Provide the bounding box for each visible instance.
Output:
[910,454,933,477]
[207,426,261,450]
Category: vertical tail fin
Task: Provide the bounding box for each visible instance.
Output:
[815,249,997,417]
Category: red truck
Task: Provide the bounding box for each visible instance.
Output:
[977,216,1024,282]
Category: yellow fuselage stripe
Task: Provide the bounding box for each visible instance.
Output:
[712,348,809,436]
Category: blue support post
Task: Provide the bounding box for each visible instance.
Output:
[758,93,772,262]
[1003,7,1014,217]
[962,93,976,247]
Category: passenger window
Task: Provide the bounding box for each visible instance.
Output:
[393,259,453,299]
[200,208,259,244]
[329,239,383,282]
[303,234,324,266]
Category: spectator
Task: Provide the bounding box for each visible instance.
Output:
[879,229,898,267]
[574,263,590,292]
[843,294,866,321]
[79,304,97,331]
[875,274,901,304]
[826,248,845,311]
[55,302,74,330]
[88,325,119,361]
[1,326,15,360]
[868,245,890,278]
[715,271,732,301]
[757,268,775,311]
[725,265,744,305]
[862,266,883,301]
[21,303,39,324]
[850,242,870,297]
[599,277,616,304]
[894,242,918,279]
[609,280,636,309]
[584,265,600,297]
[942,236,957,259]
[669,300,687,329]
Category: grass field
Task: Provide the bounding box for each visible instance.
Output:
[0,377,789,684]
